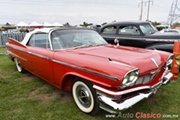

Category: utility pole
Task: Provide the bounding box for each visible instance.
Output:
[138,0,153,21]
[139,0,144,20]
[147,0,153,21]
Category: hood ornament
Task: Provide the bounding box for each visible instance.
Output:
[151,58,159,68]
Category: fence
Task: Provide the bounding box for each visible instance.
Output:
[0,33,26,47]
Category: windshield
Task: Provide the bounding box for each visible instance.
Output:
[50,29,107,50]
[139,23,157,35]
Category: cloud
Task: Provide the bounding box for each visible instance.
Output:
[0,0,173,25]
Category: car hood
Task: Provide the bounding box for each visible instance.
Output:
[65,45,165,75]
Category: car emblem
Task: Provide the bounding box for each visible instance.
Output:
[151,58,159,68]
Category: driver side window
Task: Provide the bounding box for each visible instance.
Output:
[118,25,140,35]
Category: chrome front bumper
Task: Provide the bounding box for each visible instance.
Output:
[94,72,173,114]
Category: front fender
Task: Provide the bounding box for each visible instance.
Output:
[60,72,120,91]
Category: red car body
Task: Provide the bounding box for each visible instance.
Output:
[6,28,173,115]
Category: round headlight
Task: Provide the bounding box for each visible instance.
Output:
[121,69,139,88]
[129,72,136,81]
[122,75,129,85]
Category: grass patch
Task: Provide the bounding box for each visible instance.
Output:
[0,47,180,120]
[0,47,6,54]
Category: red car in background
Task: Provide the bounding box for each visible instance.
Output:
[6,28,173,115]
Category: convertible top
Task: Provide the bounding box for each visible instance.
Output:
[21,28,53,45]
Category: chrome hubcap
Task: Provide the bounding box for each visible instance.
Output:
[76,85,91,108]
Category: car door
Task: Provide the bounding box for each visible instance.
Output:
[117,24,147,48]
[26,33,55,84]
[101,24,147,48]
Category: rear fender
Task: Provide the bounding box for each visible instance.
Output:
[6,38,27,64]
[7,38,26,48]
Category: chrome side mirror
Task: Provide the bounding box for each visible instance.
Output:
[114,38,119,46]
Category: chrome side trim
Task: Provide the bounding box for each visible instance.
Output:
[145,38,180,42]
[30,52,52,60]
[108,37,145,41]
[8,46,28,53]
[52,59,119,81]
[9,46,52,61]
[17,56,27,61]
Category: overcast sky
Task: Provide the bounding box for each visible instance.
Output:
[0,0,173,25]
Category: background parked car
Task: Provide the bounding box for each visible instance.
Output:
[96,21,180,53]
[160,29,180,34]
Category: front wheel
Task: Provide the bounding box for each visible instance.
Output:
[72,79,100,115]
[15,58,25,73]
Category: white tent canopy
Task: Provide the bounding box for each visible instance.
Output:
[52,22,63,26]
[16,21,28,26]
[43,22,52,27]
[29,21,42,26]
[16,21,63,27]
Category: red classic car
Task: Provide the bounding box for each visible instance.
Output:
[6,28,173,115]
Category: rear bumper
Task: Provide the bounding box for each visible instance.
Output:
[93,72,173,114]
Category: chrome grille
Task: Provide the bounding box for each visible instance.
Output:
[135,74,156,85]
[135,66,163,85]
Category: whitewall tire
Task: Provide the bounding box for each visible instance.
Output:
[72,79,99,115]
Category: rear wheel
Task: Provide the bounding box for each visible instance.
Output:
[15,58,25,73]
[72,79,100,115]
